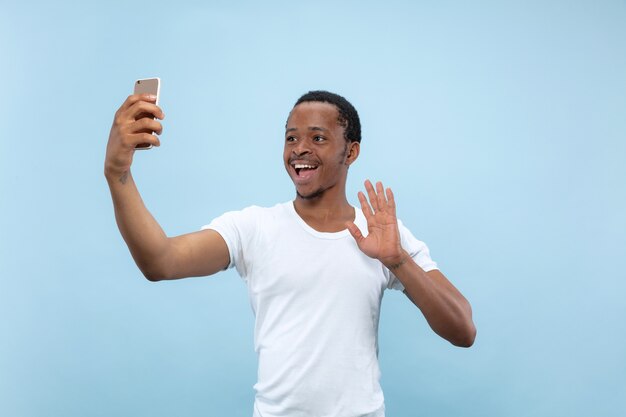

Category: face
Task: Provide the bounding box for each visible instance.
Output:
[284,101,359,200]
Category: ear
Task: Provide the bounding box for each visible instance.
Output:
[345,141,360,166]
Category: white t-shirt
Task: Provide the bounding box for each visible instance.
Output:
[202,201,437,417]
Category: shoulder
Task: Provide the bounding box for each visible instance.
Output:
[207,201,290,227]
[236,201,291,219]
[396,218,438,271]
[396,218,429,250]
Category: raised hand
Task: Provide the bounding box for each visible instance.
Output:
[105,94,165,182]
[347,180,405,268]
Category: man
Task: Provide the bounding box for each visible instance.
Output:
[105,90,476,417]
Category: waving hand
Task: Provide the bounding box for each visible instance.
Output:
[347,180,405,268]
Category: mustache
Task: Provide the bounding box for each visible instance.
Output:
[288,156,320,165]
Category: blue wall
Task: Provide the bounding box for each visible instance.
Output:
[1,1,625,416]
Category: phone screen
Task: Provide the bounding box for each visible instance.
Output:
[133,78,160,150]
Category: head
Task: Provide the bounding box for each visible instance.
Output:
[284,90,361,200]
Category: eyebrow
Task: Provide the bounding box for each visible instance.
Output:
[285,126,329,133]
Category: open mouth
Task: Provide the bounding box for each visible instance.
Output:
[291,162,319,181]
[294,163,318,176]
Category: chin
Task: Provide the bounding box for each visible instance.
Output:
[296,186,326,200]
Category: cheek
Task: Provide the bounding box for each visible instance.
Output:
[283,150,292,170]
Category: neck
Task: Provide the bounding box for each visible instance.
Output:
[292,183,354,232]
[294,194,352,216]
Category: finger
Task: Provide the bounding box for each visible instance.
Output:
[130,117,163,135]
[346,221,365,243]
[358,191,374,220]
[364,179,379,212]
[119,93,158,114]
[125,100,165,121]
[376,181,387,211]
[128,132,161,148]
[386,187,396,215]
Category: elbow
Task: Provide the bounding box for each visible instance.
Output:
[452,322,477,348]
[143,270,164,282]
[143,272,162,282]
[452,298,476,348]
[140,265,169,282]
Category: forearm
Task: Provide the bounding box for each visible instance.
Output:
[389,251,476,347]
[106,169,170,280]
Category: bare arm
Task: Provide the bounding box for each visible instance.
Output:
[347,180,476,347]
[105,94,229,281]
[396,257,476,347]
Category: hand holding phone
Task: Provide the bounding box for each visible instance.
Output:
[105,79,164,180]
[133,78,161,150]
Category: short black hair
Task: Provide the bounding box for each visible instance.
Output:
[293,90,361,143]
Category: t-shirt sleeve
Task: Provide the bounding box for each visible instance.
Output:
[200,206,259,279]
[387,220,438,291]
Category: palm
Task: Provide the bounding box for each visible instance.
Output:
[347,180,403,266]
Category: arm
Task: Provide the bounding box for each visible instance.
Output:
[396,254,475,347]
[347,180,476,347]
[105,94,229,281]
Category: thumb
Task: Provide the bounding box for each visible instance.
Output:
[346,221,364,243]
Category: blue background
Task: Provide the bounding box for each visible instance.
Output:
[1,1,625,416]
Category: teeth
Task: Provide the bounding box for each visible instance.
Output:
[294,164,317,169]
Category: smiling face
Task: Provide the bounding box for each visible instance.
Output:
[284,101,359,200]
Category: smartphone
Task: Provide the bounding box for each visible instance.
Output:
[133,77,161,150]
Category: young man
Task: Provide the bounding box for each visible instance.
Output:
[105,90,476,417]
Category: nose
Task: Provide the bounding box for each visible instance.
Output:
[292,138,312,156]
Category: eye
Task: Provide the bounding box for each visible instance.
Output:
[286,136,297,142]
[313,135,326,142]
